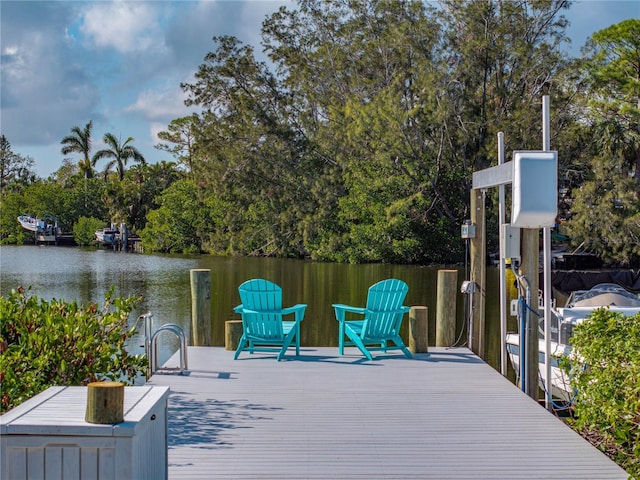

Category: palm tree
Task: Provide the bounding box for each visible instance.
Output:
[93,133,146,181]
[61,121,95,179]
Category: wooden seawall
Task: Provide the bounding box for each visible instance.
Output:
[148,346,627,479]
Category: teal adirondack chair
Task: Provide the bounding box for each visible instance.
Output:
[233,279,307,361]
[333,278,412,360]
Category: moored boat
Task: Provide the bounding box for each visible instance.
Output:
[17,214,60,243]
[95,226,120,246]
[506,283,640,403]
[17,214,49,233]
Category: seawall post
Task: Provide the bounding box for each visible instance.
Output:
[190,269,211,346]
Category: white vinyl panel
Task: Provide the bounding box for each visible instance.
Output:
[7,447,27,479]
[43,446,62,480]
[61,446,80,480]
[97,447,115,480]
[79,448,99,480]
[26,447,44,480]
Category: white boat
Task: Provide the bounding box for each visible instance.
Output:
[17,214,59,243]
[95,226,120,246]
[17,214,49,233]
[506,283,640,403]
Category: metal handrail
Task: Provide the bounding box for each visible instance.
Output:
[139,313,189,376]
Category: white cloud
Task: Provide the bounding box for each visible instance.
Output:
[238,0,291,47]
[1,22,101,145]
[3,45,19,56]
[150,122,168,144]
[125,85,191,121]
[79,2,160,53]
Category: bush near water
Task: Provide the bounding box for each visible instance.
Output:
[0,287,147,414]
[565,309,640,478]
[73,216,106,246]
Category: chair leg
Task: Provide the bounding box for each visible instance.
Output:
[278,329,298,361]
[338,321,345,355]
[234,334,247,360]
[393,336,412,359]
[345,328,373,361]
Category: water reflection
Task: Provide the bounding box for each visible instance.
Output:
[1,245,504,369]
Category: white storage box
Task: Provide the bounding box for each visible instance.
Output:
[1,386,170,480]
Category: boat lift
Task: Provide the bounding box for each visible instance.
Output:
[138,312,189,377]
[472,96,556,410]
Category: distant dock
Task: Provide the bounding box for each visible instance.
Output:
[148,346,627,479]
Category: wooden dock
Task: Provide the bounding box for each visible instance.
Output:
[147,346,627,479]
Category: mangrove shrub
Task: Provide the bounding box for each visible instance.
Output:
[567,308,640,477]
[0,287,147,414]
[72,216,105,246]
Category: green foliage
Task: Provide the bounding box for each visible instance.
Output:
[61,121,95,179]
[1,8,638,266]
[1,135,36,195]
[0,287,148,414]
[73,216,105,246]
[0,156,182,244]
[0,192,28,243]
[155,115,200,174]
[58,177,109,231]
[567,309,640,477]
[93,132,146,181]
[177,0,576,263]
[567,154,640,265]
[566,19,640,265]
[0,181,68,242]
[140,179,207,253]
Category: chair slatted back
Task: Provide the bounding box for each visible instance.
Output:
[238,279,284,340]
[363,279,408,339]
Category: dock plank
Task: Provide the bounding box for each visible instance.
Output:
[148,347,627,479]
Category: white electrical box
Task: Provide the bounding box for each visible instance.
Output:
[501,223,520,261]
[510,299,519,316]
[512,151,557,228]
[461,222,476,239]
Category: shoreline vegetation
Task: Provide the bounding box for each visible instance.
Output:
[563,308,640,477]
[0,287,147,414]
[1,10,638,267]
[1,288,638,475]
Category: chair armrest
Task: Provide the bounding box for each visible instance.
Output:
[332,304,366,323]
[333,304,366,314]
[233,304,243,314]
[281,304,307,322]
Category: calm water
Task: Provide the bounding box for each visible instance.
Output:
[0,245,505,368]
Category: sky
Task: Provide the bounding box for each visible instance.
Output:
[1,0,638,178]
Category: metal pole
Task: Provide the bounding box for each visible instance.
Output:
[498,132,507,376]
[143,313,153,378]
[542,95,553,410]
[524,277,531,396]
[468,290,474,351]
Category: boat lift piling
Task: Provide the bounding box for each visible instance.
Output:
[471,95,557,408]
[542,96,553,410]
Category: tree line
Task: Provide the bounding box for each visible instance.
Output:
[1,1,638,266]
